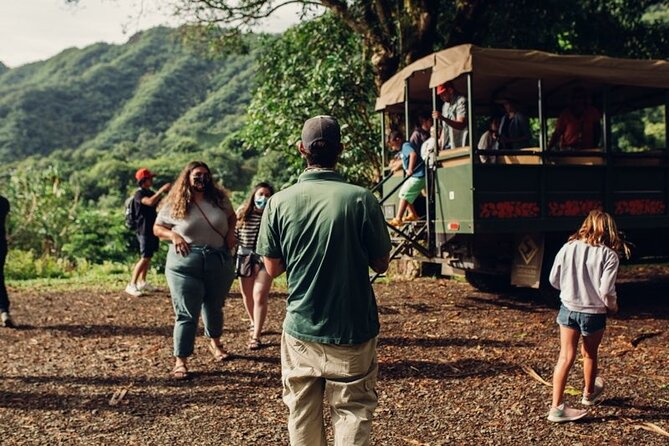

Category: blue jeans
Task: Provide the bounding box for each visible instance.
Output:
[556,305,606,336]
[165,245,235,357]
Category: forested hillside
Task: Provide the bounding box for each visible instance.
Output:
[0,27,259,278]
[0,26,253,163]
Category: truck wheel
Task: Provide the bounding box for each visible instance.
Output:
[464,271,511,293]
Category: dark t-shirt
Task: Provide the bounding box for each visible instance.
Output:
[0,195,8,244]
[134,188,158,236]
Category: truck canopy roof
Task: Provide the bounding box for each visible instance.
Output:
[376,44,669,115]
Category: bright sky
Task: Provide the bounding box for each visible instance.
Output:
[0,0,303,68]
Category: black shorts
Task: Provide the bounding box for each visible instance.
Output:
[137,234,159,258]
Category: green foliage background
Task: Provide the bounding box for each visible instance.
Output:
[1,2,668,280]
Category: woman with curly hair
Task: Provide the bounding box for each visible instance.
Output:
[235,182,275,350]
[154,161,237,380]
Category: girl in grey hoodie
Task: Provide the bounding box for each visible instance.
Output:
[547,210,629,423]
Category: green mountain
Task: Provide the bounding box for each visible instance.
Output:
[0,27,254,163]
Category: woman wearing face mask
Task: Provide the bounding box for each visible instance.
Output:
[154,161,237,380]
[235,182,275,350]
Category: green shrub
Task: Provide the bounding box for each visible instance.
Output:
[5,250,71,280]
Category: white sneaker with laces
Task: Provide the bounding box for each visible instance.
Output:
[547,403,588,423]
[125,284,143,297]
[582,377,605,406]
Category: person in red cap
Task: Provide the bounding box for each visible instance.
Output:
[432,81,468,149]
[126,168,171,297]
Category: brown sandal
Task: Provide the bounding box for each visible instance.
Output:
[172,364,189,380]
[208,343,230,361]
[248,337,263,350]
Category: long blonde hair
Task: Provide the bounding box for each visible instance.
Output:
[160,161,230,219]
[568,210,630,258]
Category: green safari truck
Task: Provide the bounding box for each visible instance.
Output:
[376,45,669,291]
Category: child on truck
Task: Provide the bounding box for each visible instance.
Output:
[547,210,629,422]
[387,130,426,227]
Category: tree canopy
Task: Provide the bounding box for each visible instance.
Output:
[165,0,669,87]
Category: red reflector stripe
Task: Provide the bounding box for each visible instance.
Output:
[447,222,460,230]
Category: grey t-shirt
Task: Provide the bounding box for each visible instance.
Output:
[156,199,233,248]
[441,93,468,149]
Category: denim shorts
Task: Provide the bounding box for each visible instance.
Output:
[556,305,606,336]
[137,234,159,258]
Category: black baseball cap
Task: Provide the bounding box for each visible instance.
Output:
[301,115,341,149]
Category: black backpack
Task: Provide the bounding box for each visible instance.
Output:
[124,189,141,230]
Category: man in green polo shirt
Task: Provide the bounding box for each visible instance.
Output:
[257,115,391,446]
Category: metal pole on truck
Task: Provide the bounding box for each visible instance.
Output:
[665,90,669,152]
[538,78,547,218]
[466,73,475,231]
[538,79,545,151]
[404,79,411,140]
[664,90,669,216]
[603,86,613,213]
[380,111,386,196]
[424,87,436,256]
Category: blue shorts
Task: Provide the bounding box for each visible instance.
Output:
[556,305,606,336]
[137,234,159,258]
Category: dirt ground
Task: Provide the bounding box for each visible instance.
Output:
[0,268,668,445]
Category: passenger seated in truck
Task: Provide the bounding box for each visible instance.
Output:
[387,130,425,227]
[548,87,602,150]
[409,112,432,151]
[497,97,531,150]
[433,82,468,149]
[477,116,500,163]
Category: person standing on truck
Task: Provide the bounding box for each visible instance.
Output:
[256,115,391,445]
[409,112,432,151]
[387,129,426,227]
[477,116,501,164]
[547,210,629,423]
[497,97,531,150]
[432,81,468,149]
[548,87,602,150]
[126,168,171,297]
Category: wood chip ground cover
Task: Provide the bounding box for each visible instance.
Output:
[0,268,667,445]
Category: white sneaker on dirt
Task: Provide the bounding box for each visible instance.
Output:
[137,282,156,292]
[1,312,15,328]
[125,284,143,297]
[582,377,605,406]
[547,403,588,423]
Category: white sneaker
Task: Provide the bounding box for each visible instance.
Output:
[1,312,15,328]
[547,403,588,423]
[125,284,143,297]
[582,377,605,406]
[137,282,156,292]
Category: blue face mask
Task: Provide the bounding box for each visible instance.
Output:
[254,196,268,209]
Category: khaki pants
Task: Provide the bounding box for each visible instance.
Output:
[281,332,378,446]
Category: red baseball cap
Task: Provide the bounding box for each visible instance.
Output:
[436,84,448,95]
[135,168,156,181]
